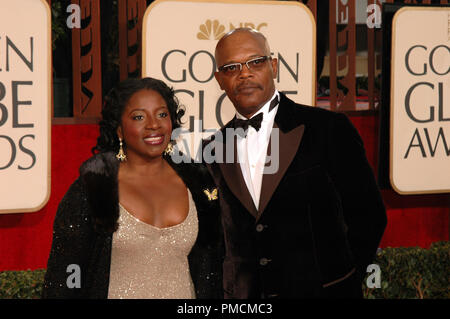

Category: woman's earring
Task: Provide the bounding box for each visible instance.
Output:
[163,142,174,156]
[116,138,127,162]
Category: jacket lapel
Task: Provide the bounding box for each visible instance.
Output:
[215,122,258,218]
[257,94,306,219]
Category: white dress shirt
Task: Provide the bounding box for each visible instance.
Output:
[236,90,279,210]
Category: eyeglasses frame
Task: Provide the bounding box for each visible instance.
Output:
[217,55,272,75]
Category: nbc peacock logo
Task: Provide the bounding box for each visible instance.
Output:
[197,19,226,40]
[197,20,268,40]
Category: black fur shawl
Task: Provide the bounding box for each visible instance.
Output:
[42,152,224,299]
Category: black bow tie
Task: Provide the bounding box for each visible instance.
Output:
[233,95,279,133]
[234,112,264,132]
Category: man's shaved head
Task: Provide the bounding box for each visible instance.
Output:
[215,28,271,64]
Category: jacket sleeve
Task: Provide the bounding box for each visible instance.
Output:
[327,113,387,280]
[42,178,95,298]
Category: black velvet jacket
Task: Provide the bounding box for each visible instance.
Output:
[205,93,387,298]
[42,152,224,299]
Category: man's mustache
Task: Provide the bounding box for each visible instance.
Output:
[235,82,263,93]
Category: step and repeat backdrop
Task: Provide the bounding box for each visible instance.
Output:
[0,1,447,268]
[0,0,51,214]
[389,6,450,194]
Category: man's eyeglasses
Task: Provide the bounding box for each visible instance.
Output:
[217,56,271,76]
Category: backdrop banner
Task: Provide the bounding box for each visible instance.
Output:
[0,0,51,213]
[142,0,316,158]
[390,6,450,194]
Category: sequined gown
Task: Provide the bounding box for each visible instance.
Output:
[107,189,198,299]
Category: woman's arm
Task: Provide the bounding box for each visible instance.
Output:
[42,179,95,298]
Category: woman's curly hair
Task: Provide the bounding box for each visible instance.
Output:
[92,77,185,154]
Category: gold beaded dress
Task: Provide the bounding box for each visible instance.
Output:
[107,189,198,299]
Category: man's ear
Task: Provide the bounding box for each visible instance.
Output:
[270,57,278,80]
[214,71,224,90]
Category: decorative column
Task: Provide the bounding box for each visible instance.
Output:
[329,0,356,111]
[71,0,102,118]
[118,0,147,80]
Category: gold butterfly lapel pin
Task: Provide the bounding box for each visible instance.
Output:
[203,188,218,201]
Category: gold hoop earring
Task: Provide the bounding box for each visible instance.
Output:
[116,138,127,162]
[163,142,174,156]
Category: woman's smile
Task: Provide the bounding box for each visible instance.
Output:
[143,134,165,145]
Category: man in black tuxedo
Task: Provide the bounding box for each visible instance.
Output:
[204,28,387,298]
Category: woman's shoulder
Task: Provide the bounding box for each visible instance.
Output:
[79,151,118,178]
[167,156,213,183]
[53,177,91,230]
[183,161,212,180]
[60,177,85,205]
[77,151,120,233]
